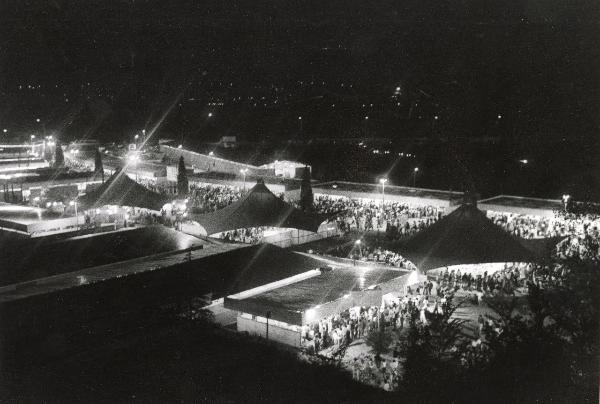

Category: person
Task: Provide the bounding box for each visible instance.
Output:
[477,314,484,337]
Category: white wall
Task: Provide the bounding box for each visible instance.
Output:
[237,315,301,347]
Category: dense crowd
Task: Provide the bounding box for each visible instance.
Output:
[314,195,442,238]
[188,183,244,213]
[489,211,600,259]
[300,281,448,389]
[214,226,269,244]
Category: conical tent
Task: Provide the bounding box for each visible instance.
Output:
[189,180,330,235]
[396,203,537,271]
[78,169,169,211]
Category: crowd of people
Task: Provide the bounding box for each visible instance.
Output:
[214,226,269,244]
[188,183,244,214]
[313,195,443,238]
[300,281,448,389]
[351,353,401,392]
[488,211,600,259]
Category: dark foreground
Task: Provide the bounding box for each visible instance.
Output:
[0,316,389,404]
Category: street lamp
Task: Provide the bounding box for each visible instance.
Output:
[240,168,248,191]
[69,200,78,230]
[355,239,362,258]
[379,178,388,206]
[562,194,571,212]
[413,167,419,187]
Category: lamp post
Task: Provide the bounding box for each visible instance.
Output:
[379,178,387,206]
[413,167,419,187]
[240,168,248,191]
[69,200,78,230]
[355,239,362,258]
[562,194,571,212]
[266,310,271,341]
[134,134,139,150]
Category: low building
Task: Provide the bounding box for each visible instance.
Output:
[478,195,563,218]
[225,266,423,347]
[312,181,463,209]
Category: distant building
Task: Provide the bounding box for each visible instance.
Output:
[220,136,237,148]
[260,160,310,179]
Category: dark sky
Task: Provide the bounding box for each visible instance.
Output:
[0,0,598,144]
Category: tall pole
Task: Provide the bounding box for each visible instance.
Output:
[413,167,419,187]
[266,310,271,341]
[379,178,387,207]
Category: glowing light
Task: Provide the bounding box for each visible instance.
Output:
[407,270,419,286]
[414,167,419,172]
[343,294,350,299]
[379,178,388,185]
[355,239,361,245]
[306,308,316,321]
[208,112,213,117]
[178,144,182,149]
[209,151,214,156]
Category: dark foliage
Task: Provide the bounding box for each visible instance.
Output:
[177,156,189,195]
[53,140,64,168]
[300,166,314,211]
[94,148,104,182]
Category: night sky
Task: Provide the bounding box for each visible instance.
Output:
[0,0,597,138]
[0,0,598,198]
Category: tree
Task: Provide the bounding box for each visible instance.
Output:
[299,166,313,211]
[94,148,104,182]
[54,140,64,168]
[398,296,468,402]
[365,328,394,362]
[177,156,188,195]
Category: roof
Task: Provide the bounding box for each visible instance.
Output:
[0,244,326,304]
[225,266,402,325]
[395,203,537,271]
[0,226,204,287]
[479,195,563,212]
[78,169,169,211]
[189,180,330,235]
[314,181,463,202]
[238,266,399,312]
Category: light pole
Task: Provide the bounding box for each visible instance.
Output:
[562,194,571,212]
[69,200,78,230]
[298,116,303,134]
[240,168,248,191]
[134,134,139,150]
[355,239,362,258]
[379,178,387,206]
[413,167,419,187]
[266,310,271,341]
